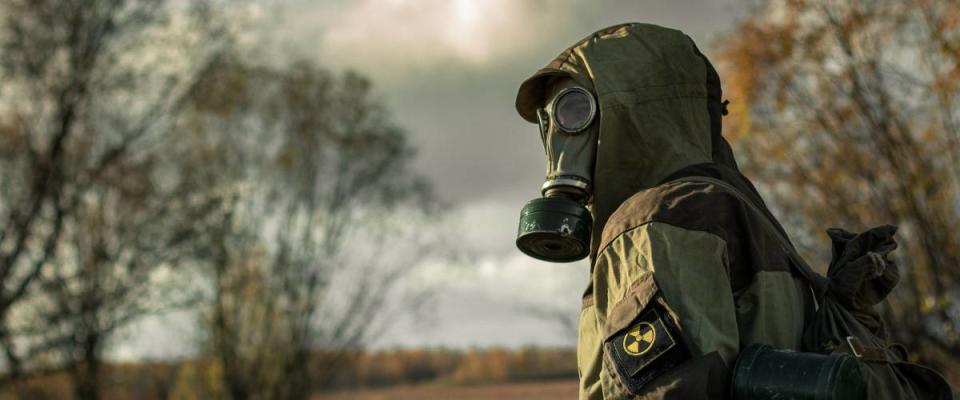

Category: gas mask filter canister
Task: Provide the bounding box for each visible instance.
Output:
[516,83,597,262]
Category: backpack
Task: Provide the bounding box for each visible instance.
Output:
[795,225,953,399]
[679,176,954,399]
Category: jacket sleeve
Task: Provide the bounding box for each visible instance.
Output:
[593,221,738,399]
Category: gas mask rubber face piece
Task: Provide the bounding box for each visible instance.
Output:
[516,78,598,262]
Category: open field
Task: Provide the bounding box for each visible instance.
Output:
[313,379,578,400]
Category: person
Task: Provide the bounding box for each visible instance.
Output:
[513,23,815,399]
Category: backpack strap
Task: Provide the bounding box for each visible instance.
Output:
[669,176,829,303]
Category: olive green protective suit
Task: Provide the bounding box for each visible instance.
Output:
[516,23,814,399]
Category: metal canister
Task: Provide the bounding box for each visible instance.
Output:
[515,196,592,262]
[732,344,864,400]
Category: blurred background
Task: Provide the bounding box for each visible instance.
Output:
[0,0,957,399]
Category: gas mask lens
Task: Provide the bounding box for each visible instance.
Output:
[516,83,597,263]
[553,87,596,133]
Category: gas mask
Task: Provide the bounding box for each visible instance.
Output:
[516,78,598,262]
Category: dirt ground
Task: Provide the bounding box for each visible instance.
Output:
[313,379,578,400]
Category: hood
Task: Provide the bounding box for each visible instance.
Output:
[516,23,743,257]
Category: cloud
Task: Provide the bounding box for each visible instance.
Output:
[403,199,589,299]
[383,247,588,349]
[376,200,589,349]
[324,0,512,66]
[267,0,599,79]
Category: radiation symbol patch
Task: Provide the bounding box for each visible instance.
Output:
[605,303,687,393]
[612,310,676,375]
[623,322,656,356]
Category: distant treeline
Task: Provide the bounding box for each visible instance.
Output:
[1,347,578,400]
[333,347,577,389]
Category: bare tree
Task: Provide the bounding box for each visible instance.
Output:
[0,0,228,397]
[718,0,960,383]
[183,56,437,400]
[24,154,226,400]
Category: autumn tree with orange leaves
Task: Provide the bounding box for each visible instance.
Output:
[718,0,960,384]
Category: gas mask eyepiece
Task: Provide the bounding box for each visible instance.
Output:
[516,82,598,263]
[552,87,595,133]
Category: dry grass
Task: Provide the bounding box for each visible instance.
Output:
[312,379,578,400]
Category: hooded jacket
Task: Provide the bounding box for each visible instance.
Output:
[516,23,813,399]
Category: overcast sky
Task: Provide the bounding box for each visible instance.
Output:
[113,0,749,359]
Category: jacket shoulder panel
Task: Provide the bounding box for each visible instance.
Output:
[598,180,742,253]
[596,180,793,289]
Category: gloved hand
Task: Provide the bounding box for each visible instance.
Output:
[824,225,899,313]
